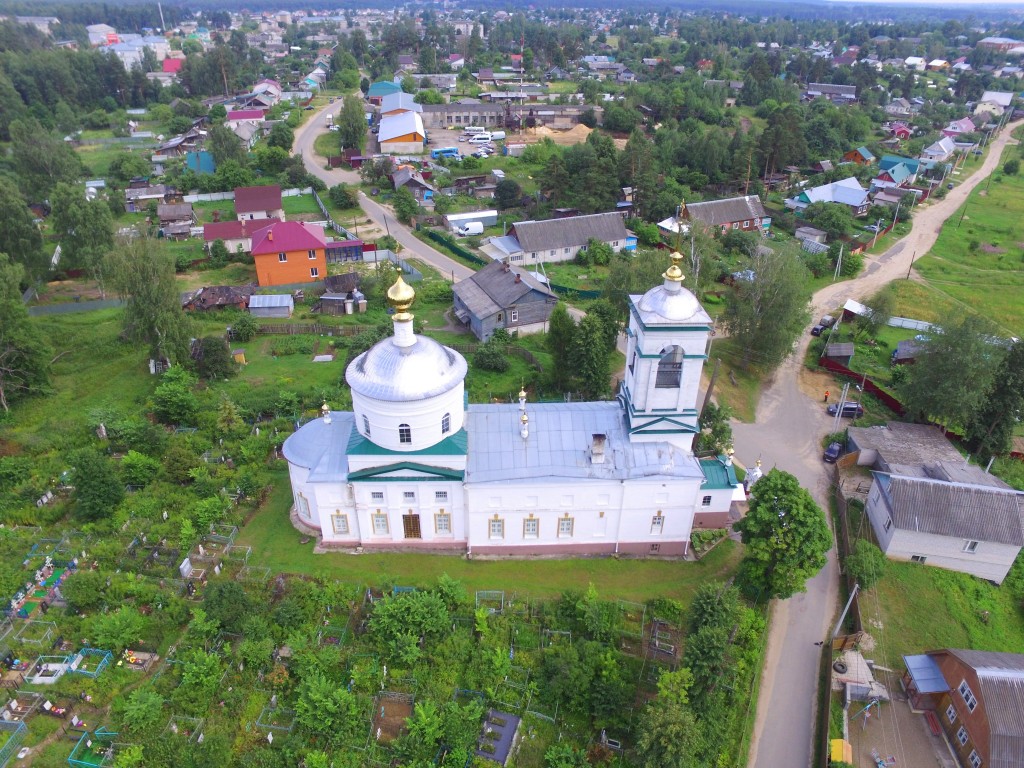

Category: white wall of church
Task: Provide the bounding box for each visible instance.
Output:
[352,384,465,452]
[346,479,467,547]
[464,477,700,554]
[288,463,322,530]
[624,327,708,415]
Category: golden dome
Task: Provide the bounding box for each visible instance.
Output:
[387,275,416,315]
[663,252,685,283]
[520,412,529,424]
[518,386,527,400]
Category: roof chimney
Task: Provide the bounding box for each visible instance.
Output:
[591,434,607,464]
[268,230,273,241]
[503,262,510,272]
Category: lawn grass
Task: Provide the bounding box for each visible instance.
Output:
[192,199,236,223]
[314,132,340,159]
[885,279,962,324]
[705,338,763,423]
[914,143,1024,335]
[237,471,743,602]
[176,263,257,291]
[76,143,150,178]
[281,194,323,217]
[862,557,1024,669]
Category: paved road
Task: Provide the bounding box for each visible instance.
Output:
[291,99,474,282]
[741,118,1022,768]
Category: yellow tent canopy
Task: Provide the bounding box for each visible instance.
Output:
[830,738,853,764]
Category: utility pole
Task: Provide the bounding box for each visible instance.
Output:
[831,583,860,639]
[906,250,916,279]
[832,243,844,281]
[832,382,850,433]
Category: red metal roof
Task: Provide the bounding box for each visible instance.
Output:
[227,109,266,121]
[203,218,271,242]
[162,58,184,73]
[234,185,281,214]
[251,221,327,255]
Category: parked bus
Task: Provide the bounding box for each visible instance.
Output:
[430,147,460,159]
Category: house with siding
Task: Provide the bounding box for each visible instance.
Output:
[251,221,328,287]
[496,212,629,266]
[451,259,557,341]
[235,185,284,221]
[203,218,272,254]
[377,111,426,154]
[848,422,1024,583]
[682,195,769,234]
[785,177,870,217]
[922,136,957,162]
[901,649,1024,768]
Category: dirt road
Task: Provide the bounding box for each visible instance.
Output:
[742,119,1021,768]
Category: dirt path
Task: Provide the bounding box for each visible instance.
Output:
[743,119,1022,768]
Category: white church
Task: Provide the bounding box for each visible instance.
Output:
[282,253,746,556]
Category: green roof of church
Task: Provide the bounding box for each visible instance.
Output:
[700,457,740,489]
[346,428,468,456]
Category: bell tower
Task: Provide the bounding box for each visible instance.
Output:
[621,253,713,452]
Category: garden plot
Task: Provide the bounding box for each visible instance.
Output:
[371,691,413,743]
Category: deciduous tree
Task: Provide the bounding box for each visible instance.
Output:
[898,314,1004,431]
[71,449,124,521]
[734,469,831,600]
[338,94,367,151]
[0,179,45,281]
[50,182,115,296]
[546,302,576,391]
[570,313,612,399]
[0,256,51,412]
[9,117,84,199]
[722,248,810,369]
[965,340,1024,460]
[391,186,419,224]
[106,236,192,363]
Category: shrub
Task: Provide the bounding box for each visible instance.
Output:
[845,540,887,590]
[473,341,510,372]
[231,313,258,342]
[269,336,317,356]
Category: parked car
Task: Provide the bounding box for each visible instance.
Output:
[947,182,955,190]
[823,442,842,463]
[819,315,836,328]
[864,224,881,232]
[827,401,864,418]
[811,325,825,336]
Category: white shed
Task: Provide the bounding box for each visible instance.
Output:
[248,294,294,318]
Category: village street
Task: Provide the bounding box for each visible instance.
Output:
[742,119,1022,768]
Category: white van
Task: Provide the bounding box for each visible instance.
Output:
[463,126,486,135]
[455,222,484,236]
[490,130,506,141]
[469,133,492,144]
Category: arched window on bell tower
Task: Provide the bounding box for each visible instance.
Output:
[655,346,684,388]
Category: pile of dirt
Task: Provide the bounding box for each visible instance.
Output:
[522,124,594,145]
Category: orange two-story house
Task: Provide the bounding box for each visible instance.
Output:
[251,221,328,287]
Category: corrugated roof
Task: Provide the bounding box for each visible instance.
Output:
[378,111,425,143]
[203,218,271,242]
[380,92,423,114]
[798,178,869,207]
[848,422,962,476]
[883,474,1024,545]
[825,342,855,357]
[249,294,294,309]
[158,203,193,220]
[465,402,705,483]
[452,259,555,318]
[227,109,265,121]
[251,221,327,255]
[510,212,627,253]
[235,185,282,215]
[684,195,767,227]
[699,457,740,490]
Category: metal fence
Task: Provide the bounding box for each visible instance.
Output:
[312,188,359,241]
[887,316,934,332]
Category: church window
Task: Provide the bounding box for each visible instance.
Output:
[399,423,412,443]
[371,491,384,501]
[402,513,421,539]
[435,490,448,502]
[489,518,505,539]
[523,518,539,538]
[651,514,665,534]
[435,512,451,534]
[331,514,350,535]
[363,415,371,437]
[296,494,310,519]
[372,512,390,535]
[702,495,712,507]
[558,517,574,538]
[403,491,416,501]
[656,346,684,388]
[442,413,451,434]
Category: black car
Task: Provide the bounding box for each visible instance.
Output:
[827,401,864,418]
[823,442,842,463]
[810,325,824,336]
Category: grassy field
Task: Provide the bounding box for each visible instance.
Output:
[192,199,236,223]
[862,558,1024,668]
[704,338,762,423]
[238,472,743,602]
[914,143,1024,335]
[282,193,323,217]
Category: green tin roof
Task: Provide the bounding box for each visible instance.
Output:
[348,462,464,482]
[347,428,468,457]
[700,456,740,489]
